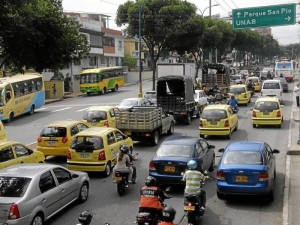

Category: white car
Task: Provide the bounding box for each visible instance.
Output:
[261,80,283,102]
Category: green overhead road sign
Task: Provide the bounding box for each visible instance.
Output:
[232,4,296,29]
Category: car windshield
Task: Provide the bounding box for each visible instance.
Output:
[156,144,191,157]
[201,109,227,120]
[70,136,104,151]
[40,127,67,137]
[263,83,280,89]
[83,111,107,122]
[119,99,138,107]
[0,177,31,197]
[223,151,263,165]
[254,101,279,111]
[229,87,245,94]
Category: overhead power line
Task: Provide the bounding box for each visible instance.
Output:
[221,0,233,10]
[214,0,231,14]
[230,0,239,8]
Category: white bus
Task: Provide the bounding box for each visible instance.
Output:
[274,60,295,82]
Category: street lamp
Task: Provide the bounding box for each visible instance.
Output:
[198,4,219,17]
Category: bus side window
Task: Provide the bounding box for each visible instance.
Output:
[6,91,11,103]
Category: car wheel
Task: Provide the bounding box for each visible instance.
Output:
[7,112,14,123]
[167,122,174,135]
[29,105,35,115]
[200,134,205,138]
[103,87,107,94]
[113,85,118,92]
[266,191,274,202]
[31,213,44,225]
[103,161,111,177]
[151,130,159,146]
[217,191,226,200]
[278,123,281,128]
[227,131,231,139]
[234,122,238,131]
[87,92,91,96]
[208,156,215,172]
[252,124,256,128]
[78,182,89,203]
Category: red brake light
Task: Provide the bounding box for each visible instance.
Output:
[252,110,256,117]
[67,150,71,160]
[8,203,20,220]
[243,93,247,98]
[98,150,106,161]
[104,121,109,127]
[145,133,151,137]
[276,111,281,117]
[37,137,42,142]
[199,120,203,127]
[149,161,156,171]
[216,170,225,180]
[62,137,68,143]
[259,171,269,181]
[224,119,229,127]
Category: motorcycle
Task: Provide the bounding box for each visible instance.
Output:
[183,173,208,225]
[114,153,138,196]
[136,187,172,225]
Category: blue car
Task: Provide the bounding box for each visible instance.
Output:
[216,141,280,201]
[149,135,215,185]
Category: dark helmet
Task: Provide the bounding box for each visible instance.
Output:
[162,206,176,222]
[145,176,157,187]
[78,211,93,225]
[120,144,129,154]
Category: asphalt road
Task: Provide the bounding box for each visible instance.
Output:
[5,80,293,225]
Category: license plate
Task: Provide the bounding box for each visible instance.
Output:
[91,122,97,126]
[184,205,195,211]
[263,111,269,115]
[164,166,175,172]
[235,176,248,182]
[210,121,217,125]
[47,141,56,146]
[124,130,131,135]
[80,153,89,158]
[114,177,122,181]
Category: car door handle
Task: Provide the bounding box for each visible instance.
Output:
[42,198,46,202]
[62,189,65,193]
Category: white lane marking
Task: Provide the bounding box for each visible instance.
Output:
[35,108,47,112]
[52,107,71,112]
[76,107,92,112]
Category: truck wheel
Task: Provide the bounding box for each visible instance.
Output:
[151,130,159,146]
[167,122,174,135]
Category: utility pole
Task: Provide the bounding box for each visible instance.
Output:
[138,7,143,97]
[209,0,213,64]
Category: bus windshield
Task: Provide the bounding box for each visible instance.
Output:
[80,73,98,84]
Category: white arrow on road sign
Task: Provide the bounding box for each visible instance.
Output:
[237,12,241,17]
[285,16,291,21]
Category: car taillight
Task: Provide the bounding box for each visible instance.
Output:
[224,119,229,127]
[98,150,106,161]
[276,111,281,117]
[62,137,68,143]
[104,121,109,127]
[216,170,225,180]
[243,93,247,98]
[7,203,20,220]
[115,171,122,177]
[37,137,42,142]
[145,133,152,137]
[252,111,256,117]
[67,150,71,160]
[199,120,203,127]
[259,171,269,181]
[149,161,156,171]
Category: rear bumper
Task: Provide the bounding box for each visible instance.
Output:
[67,161,106,172]
[252,118,282,125]
[199,128,230,136]
[149,171,185,185]
[216,180,271,195]
[36,146,68,156]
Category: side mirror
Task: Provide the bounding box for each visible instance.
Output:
[218,148,225,153]
[203,170,209,176]
[72,174,79,178]
[272,149,280,154]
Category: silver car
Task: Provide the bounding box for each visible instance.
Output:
[0,163,89,225]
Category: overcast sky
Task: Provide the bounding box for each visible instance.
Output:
[62,0,300,45]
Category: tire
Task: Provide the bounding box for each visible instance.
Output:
[78,182,89,203]
[167,122,174,135]
[103,87,107,94]
[208,156,215,172]
[234,122,238,131]
[103,161,111,177]
[217,191,226,200]
[117,182,126,196]
[227,131,231,139]
[29,105,35,115]
[187,211,196,225]
[200,134,205,138]
[252,124,256,128]
[87,92,91,96]
[7,112,14,123]
[151,130,159,146]
[112,85,118,92]
[278,124,281,128]
[31,213,44,225]
[266,191,274,202]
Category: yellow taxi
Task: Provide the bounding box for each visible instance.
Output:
[0,140,45,169]
[37,120,90,157]
[246,76,262,92]
[199,104,238,139]
[252,97,283,128]
[228,84,251,105]
[67,127,133,177]
[82,106,116,128]
[0,121,6,140]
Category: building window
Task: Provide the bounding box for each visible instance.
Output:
[90,35,102,48]
[103,37,115,47]
[118,41,122,50]
[135,42,138,51]
[100,56,105,65]
[74,59,81,66]
[89,56,97,66]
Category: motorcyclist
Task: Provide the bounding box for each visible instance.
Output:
[228,95,239,112]
[247,79,254,93]
[158,206,176,225]
[182,160,208,212]
[139,176,171,220]
[113,144,134,184]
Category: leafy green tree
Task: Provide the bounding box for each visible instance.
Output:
[0,0,90,73]
[123,54,137,70]
[116,0,198,90]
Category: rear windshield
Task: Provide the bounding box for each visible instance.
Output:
[254,101,279,111]
[70,136,104,151]
[263,82,280,89]
[229,87,245,94]
[0,177,31,197]
[223,151,263,165]
[201,109,227,120]
[248,78,258,83]
[83,111,107,122]
[156,145,191,158]
[40,127,67,137]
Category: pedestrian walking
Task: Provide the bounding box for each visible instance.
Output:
[52,84,57,99]
[294,83,299,107]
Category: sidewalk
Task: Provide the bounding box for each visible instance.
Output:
[285,76,300,225]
